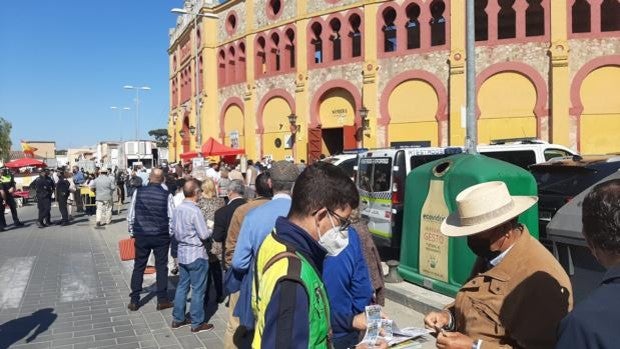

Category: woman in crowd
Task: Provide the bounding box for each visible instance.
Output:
[196,178,226,304]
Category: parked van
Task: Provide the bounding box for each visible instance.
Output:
[356,147,463,248]
[356,139,577,248]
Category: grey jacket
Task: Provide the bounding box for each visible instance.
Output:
[93,175,116,201]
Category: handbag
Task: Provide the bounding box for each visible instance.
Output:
[118,237,136,261]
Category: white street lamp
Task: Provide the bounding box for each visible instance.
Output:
[123,85,151,141]
[110,106,131,141]
[171,6,218,149]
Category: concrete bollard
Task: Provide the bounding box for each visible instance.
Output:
[384,259,403,283]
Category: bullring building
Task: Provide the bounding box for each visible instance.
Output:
[167,0,620,163]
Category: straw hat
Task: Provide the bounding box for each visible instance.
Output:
[440,181,538,237]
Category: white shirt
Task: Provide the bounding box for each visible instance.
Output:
[173,192,185,207]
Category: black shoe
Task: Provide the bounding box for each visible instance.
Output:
[37,222,45,229]
[156,300,174,311]
[94,223,104,230]
[14,221,24,227]
[127,302,139,311]
[191,323,214,333]
[60,221,70,226]
[0,226,5,232]
[171,318,191,329]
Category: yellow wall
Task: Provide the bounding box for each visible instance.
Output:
[478,72,537,144]
[387,79,439,146]
[223,104,245,149]
[318,89,355,129]
[262,97,293,160]
[579,66,620,154]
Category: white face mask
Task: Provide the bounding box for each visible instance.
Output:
[317,212,350,257]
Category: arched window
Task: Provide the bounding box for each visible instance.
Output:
[271,33,281,71]
[475,0,489,41]
[198,56,203,91]
[269,0,282,17]
[572,0,591,33]
[227,13,237,34]
[382,7,398,52]
[349,14,362,57]
[228,47,236,83]
[525,0,545,36]
[238,42,246,81]
[430,0,446,46]
[285,29,296,69]
[257,36,267,74]
[601,0,620,32]
[311,22,323,64]
[196,28,201,49]
[498,0,517,39]
[329,18,342,60]
[405,3,421,49]
[218,50,226,85]
[173,55,177,69]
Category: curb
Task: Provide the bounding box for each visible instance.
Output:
[384,281,454,315]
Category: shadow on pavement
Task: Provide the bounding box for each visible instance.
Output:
[0,308,57,349]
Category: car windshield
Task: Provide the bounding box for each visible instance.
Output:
[531,167,598,196]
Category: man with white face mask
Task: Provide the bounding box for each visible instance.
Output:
[252,162,360,348]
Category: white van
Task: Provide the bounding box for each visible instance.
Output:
[356,139,577,248]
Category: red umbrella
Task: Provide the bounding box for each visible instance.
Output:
[5,158,47,169]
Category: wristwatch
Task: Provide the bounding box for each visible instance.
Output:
[472,339,482,349]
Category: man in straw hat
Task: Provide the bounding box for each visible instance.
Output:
[424,181,572,349]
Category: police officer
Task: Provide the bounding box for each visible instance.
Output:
[0,166,24,231]
[32,168,54,228]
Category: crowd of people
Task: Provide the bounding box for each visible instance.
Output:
[12,154,618,348]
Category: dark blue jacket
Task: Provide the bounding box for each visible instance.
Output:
[556,265,620,349]
[323,226,373,339]
[133,184,170,237]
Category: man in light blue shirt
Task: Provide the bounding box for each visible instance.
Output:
[229,160,300,345]
[170,179,214,333]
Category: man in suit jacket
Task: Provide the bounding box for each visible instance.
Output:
[210,179,247,303]
[556,179,620,349]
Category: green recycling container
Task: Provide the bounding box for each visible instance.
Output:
[398,153,539,297]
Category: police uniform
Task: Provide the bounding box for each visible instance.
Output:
[33,172,54,227]
[0,169,23,229]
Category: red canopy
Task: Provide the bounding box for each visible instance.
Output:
[201,137,245,156]
[5,158,47,169]
[179,151,199,161]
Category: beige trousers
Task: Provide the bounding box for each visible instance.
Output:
[95,200,112,224]
[224,291,241,349]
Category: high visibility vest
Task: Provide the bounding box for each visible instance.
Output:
[0,175,11,184]
[252,232,331,349]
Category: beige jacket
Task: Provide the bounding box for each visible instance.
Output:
[224,197,270,268]
[449,230,573,349]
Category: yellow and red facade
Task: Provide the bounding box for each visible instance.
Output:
[168,0,620,162]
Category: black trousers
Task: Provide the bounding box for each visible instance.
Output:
[0,191,20,227]
[37,196,51,224]
[117,183,125,202]
[58,197,69,222]
[130,235,170,303]
[206,259,223,303]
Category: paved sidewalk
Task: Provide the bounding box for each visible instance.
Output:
[0,203,226,349]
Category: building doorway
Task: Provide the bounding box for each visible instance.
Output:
[322,127,343,155]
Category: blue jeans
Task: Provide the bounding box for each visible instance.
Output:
[173,258,209,328]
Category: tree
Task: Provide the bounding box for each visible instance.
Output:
[148,128,169,148]
[0,118,12,162]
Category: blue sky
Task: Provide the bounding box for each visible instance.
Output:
[0,1,182,149]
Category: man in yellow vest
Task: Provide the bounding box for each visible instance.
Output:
[252,162,363,348]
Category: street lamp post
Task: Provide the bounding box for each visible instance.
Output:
[171,6,218,151]
[123,85,151,141]
[110,106,130,141]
